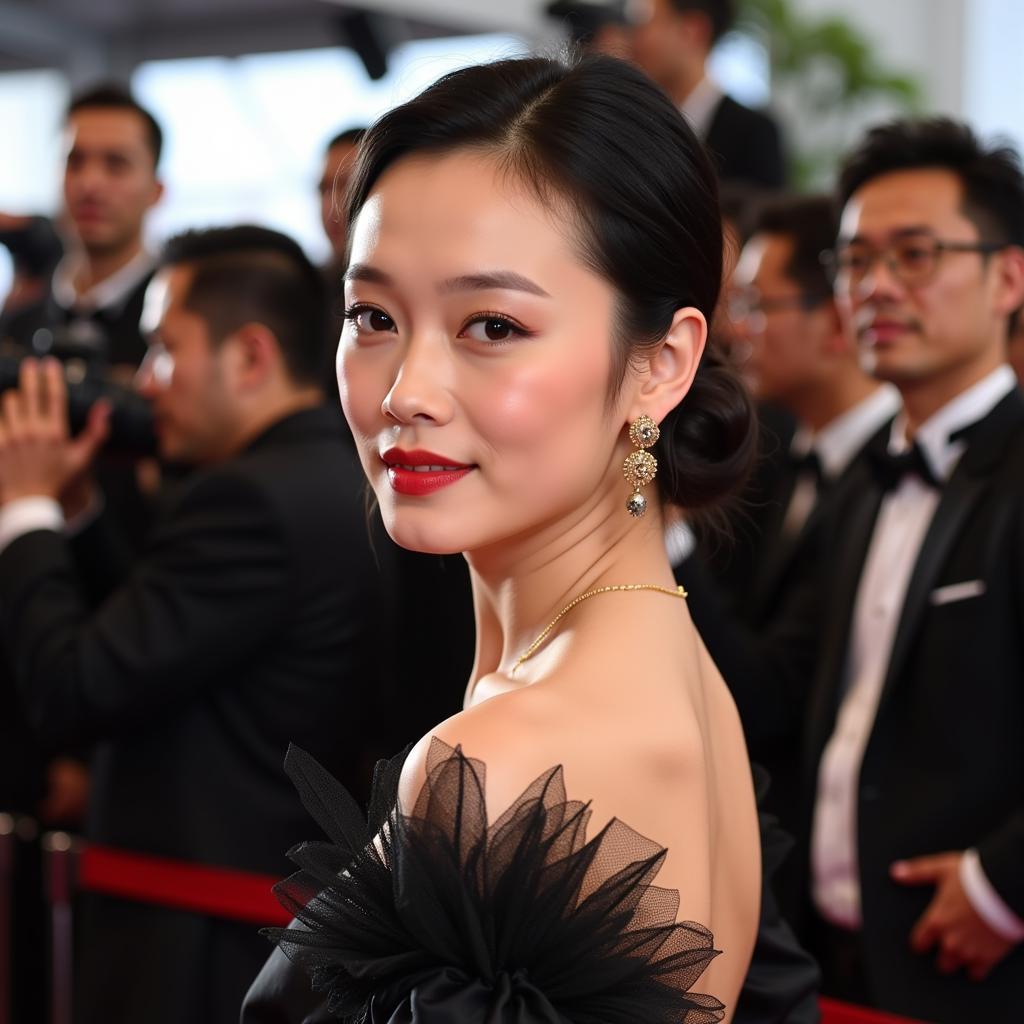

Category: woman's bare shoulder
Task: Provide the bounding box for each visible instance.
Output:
[397,688,563,819]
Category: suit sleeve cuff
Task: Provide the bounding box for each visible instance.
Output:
[961,848,1024,942]
[0,496,64,554]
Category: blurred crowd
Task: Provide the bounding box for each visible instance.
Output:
[1,2,1022,1023]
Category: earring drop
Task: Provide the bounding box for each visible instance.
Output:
[623,414,659,518]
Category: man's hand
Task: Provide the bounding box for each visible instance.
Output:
[0,357,109,504]
[892,851,1016,981]
[38,757,91,826]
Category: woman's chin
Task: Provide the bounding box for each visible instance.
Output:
[383,518,468,557]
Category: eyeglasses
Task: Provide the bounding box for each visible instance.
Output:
[726,290,830,324]
[821,235,1006,290]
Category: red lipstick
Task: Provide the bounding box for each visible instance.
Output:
[381,448,474,496]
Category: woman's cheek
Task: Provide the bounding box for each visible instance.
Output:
[339,348,380,433]
[473,346,605,440]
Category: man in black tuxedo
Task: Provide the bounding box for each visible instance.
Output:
[629,0,785,189]
[688,195,901,830]
[801,119,1024,1021]
[0,226,390,1023]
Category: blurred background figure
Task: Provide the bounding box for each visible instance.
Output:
[317,126,366,401]
[709,193,899,823]
[1008,309,1024,386]
[0,225,392,1024]
[3,84,163,372]
[317,126,365,278]
[628,0,786,189]
[544,0,632,56]
[803,117,1024,1021]
[0,214,63,330]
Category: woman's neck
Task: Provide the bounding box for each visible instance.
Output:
[465,494,676,684]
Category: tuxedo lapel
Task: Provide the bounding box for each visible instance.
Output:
[876,474,985,710]
[877,389,1024,712]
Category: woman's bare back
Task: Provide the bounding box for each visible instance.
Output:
[402,595,761,1019]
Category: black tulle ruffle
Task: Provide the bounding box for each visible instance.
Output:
[264,739,724,1023]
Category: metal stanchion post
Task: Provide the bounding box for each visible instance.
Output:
[43,832,74,1024]
[0,813,13,1024]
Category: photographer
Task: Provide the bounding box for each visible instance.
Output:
[0,225,390,1024]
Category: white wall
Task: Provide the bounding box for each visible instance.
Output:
[963,0,1024,152]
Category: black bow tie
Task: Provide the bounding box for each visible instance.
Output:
[870,442,940,491]
[789,448,824,484]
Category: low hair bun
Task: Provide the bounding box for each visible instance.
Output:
[655,343,758,511]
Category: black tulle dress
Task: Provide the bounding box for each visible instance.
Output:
[261,738,725,1023]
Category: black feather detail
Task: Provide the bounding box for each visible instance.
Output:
[265,739,724,1023]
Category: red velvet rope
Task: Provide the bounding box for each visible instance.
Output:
[76,843,291,926]
[820,997,929,1024]
[69,843,928,1022]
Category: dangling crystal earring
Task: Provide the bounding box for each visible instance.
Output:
[623,414,659,518]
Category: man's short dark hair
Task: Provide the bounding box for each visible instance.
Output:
[753,194,838,297]
[668,0,736,44]
[326,127,366,152]
[838,117,1024,249]
[161,226,328,388]
[67,83,164,169]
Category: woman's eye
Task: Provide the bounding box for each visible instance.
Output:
[461,317,523,344]
[345,306,395,333]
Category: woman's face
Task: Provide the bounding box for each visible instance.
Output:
[338,150,632,555]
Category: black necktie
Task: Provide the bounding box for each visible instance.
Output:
[870,441,940,491]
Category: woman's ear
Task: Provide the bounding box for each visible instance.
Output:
[631,306,707,424]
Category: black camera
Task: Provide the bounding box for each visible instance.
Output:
[0,333,157,457]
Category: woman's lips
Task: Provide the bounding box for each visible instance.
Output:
[386,465,474,495]
[381,448,474,496]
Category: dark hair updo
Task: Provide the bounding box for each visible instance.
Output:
[347,55,756,510]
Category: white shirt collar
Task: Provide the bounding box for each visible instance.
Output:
[790,384,902,481]
[890,364,1018,482]
[680,75,724,140]
[52,248,155,315]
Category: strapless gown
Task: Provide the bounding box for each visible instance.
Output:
[250,737,725,1023]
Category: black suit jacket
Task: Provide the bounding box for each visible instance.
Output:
[801,387,1024,1021]
[696,402,796,621]
[704,95,786,190]
[0,405,394,1024]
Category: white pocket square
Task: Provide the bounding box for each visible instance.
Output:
[930,580,986,606]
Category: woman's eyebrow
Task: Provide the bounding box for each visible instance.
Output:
[439,272,550,297]
[344,265,549,298]
[344,263,392,285]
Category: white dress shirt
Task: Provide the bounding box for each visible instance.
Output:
[783,385,901,538]
[679,75,724,140]
[51,248,155,315]
[811,364,1023,939]
[0,491,104,556]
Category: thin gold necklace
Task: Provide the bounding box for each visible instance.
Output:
[512,583,688,675]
